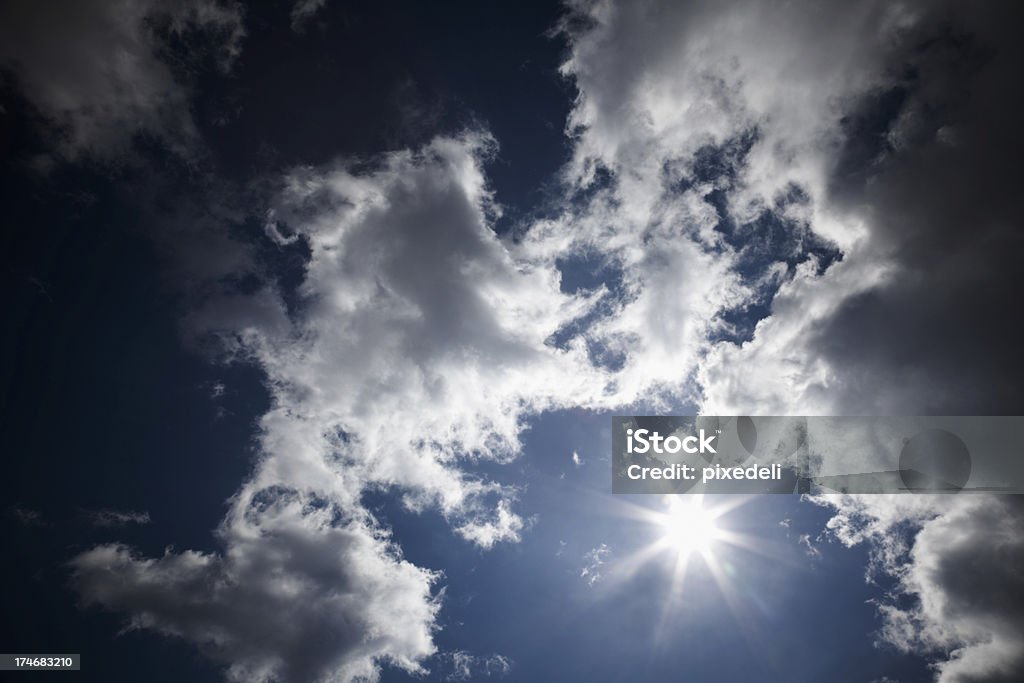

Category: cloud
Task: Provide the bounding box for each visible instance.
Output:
[798,533,821,560]
[525,0,877,408]
[442,651,513,681]
[230,133,609,529]
[290,0,328,31]
[9,506,46,528]
[71,505,439,683]
[209,381,227,399]
[85,509,151,527]
[580,543,611,586]
[555,0,899,414]
[0,0,244,160]
[817,495,1024,683]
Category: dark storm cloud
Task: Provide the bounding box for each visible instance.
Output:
[812,2,1024,414]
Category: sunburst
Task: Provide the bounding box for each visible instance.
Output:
[656,495,723,557]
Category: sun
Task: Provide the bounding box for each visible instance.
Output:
[658,496,721,557]
[600,494,751,616]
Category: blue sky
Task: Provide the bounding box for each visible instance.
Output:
[2,1,1023,682]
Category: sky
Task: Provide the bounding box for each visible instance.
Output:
[1,1,1022,682]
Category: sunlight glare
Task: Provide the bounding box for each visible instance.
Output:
[660,496,720,556]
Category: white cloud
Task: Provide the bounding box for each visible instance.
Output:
[798,533,821,560]
[443,651,513,681]
[580,543,611,586]
[0,0,244,159]
[557,0,901,233]
[238,133,608,528]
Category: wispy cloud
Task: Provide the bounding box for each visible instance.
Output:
[0,0,244,160]
[580,543,611,586]
[798,534,821,560]
[442,651,513,681]
[84,509,151,528]
[10,506,47,528]
[290,0,327,31]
